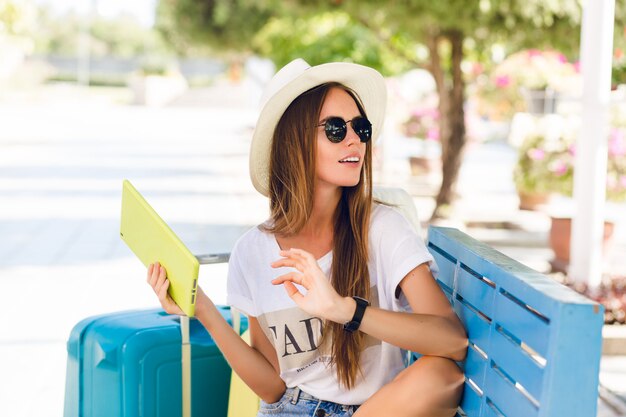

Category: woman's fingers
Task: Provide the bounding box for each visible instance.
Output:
[153,265,167,294]
[147,262,158,286]
[282,281,304,303]
[285,248,317,267]
[145,262,184,315]
[272,248,319,272]
[280,248,311,262]
[157,276,182,314]
[160,280,184,315]
[271,272,305,287]
[158,277,170,301]
[149,263,168,302]
[270,258,305,271]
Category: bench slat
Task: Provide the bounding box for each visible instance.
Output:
[440,283,454,304]
[430,246,456,290]
[484,365,539,417]
[456,266,496,320]
[493,292,550,358]
[483,401,505,417]
[489,327,544,402]
[459,380,483,417]
[463,344,488,391]
[454,298,491,363]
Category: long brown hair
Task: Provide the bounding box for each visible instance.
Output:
[263,82,373,389]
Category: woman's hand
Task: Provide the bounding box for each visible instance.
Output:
[147,262,184,315]
[271,248,354,323]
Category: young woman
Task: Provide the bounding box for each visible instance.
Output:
[148,59,468,417]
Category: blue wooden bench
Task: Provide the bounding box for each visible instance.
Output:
[429,226,604,417]
[224,224,605,417]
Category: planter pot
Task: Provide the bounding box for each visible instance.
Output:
[549,217,615,273]
[409,156,440,176]
[523,88,559,114]
[518,191,551,211]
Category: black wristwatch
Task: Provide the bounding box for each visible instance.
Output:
[343,296,369,333]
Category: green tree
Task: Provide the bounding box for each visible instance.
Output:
[253,11,413,75]
[155,0,626,219]
[34,10,168,58]
[339,0,596,219]
[0,0,36,37]
[155,0,275,56]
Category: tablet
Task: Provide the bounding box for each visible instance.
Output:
[120,180,199,317]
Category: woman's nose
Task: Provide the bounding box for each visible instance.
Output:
[344,125,361,146]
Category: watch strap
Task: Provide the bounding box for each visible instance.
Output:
[343,296,369,333]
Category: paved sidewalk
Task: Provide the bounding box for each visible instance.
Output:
[0,83,624,416]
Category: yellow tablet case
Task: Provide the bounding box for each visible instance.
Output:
[120,180,199,317]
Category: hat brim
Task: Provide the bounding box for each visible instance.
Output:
[250,62,387,197]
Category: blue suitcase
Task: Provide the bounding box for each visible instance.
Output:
[63,307,248,417]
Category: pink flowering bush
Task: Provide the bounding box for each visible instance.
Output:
[472,49,578,120]
[402,105,440,141]
[607,128,626,200]
[494,49,577,91]
[513,126,626,201]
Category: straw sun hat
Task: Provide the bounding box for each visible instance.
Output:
[249,58,387,197]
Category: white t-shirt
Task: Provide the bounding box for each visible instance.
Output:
[226,203,438,405]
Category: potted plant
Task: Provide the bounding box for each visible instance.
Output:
[471,64,526,122]
[401,101,441,176]
[514,121,626,269]
[487,49,578,115]
[512,132,567,209]
[514,125,626,202]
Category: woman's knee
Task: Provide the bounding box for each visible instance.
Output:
[396,356,465,415]
[398,355,463,384]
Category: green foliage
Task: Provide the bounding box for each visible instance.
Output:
[513,133,574,195]
[513,122,626,202]
[614,53,626,86]
[253,11,412,76]
[91,15,170,58]
[153,0,626,73]
[473,49,578,119]
[155,0,276,56]
[0,0,36,37]
[46,72,129,87]
[136,55,178,76]
[33,10,170,59]
[614,23,626,86]
[32,9,78,56]
[344,0,586,58]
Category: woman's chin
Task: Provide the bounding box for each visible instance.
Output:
[339,178,361,188]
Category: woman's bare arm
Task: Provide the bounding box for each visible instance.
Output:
[271,250,468,361]
[194,293,286,402]
[357,263,468,361]
[148,263,286,402]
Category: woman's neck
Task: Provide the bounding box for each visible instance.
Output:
[300,184,341,238]
[273,185,340,258]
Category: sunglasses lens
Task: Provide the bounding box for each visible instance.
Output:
[351,117,372,143]
[324,117,347,143]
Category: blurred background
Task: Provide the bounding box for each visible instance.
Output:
[1,0,626,416]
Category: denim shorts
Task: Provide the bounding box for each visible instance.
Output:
[257,387,361,417]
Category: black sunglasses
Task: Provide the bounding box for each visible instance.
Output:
[316,116,372,144]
